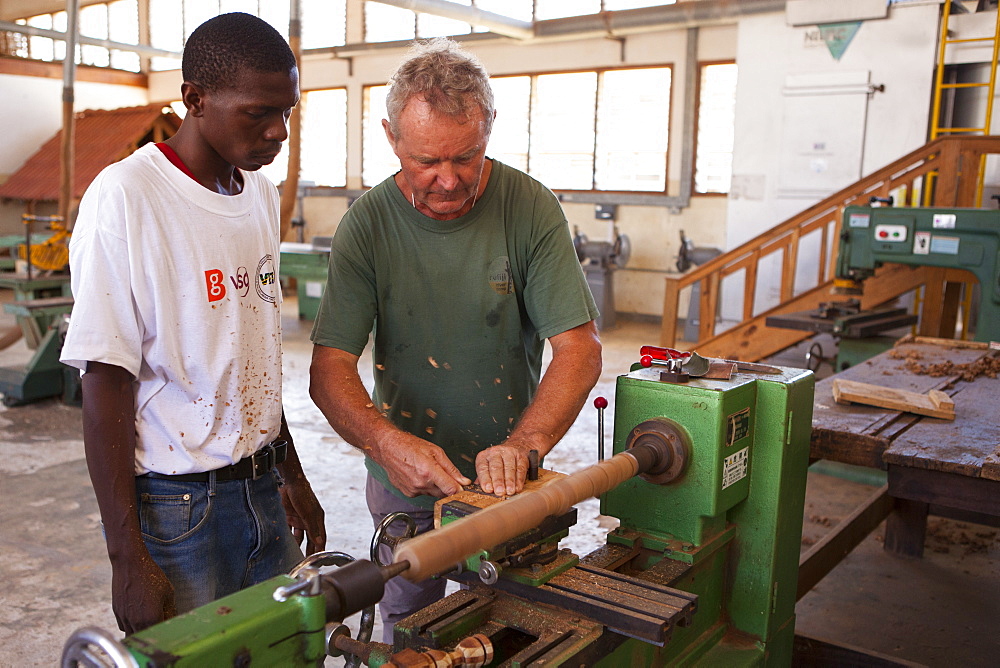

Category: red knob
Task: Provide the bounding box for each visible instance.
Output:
[640,355,653,367]
[594,396,608,409]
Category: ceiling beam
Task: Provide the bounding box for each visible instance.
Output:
[369,0,534,40]
[0,18,181,58]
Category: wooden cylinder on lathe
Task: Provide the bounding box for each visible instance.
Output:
[393,451,642,582]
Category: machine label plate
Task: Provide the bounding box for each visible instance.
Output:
[722,447,749,489]
[933,213,956,229]
[726,407,751,447]
[913,231,931,255]
[848,213,870,228]
[930,235,960,255]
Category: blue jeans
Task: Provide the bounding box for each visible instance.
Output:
[135,470,304,614]
[366,475,448,645]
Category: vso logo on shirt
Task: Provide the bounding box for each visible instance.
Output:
[204,255,276,304]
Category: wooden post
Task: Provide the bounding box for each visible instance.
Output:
[698,272,718,342]
[279,0,303,242]
[59,0,81,225]
[742,253,758,322]
[661,276,680,347]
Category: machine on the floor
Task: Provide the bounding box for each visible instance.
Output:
[62,352,814,667]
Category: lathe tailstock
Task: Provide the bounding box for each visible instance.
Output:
[63,357,814,667]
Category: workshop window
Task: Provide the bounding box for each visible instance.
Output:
[107,0,140,72]
[148,0,183,71]
[362,85,399,187]
[488,67,672,193]
[529,72,599,190]
[488,76,531,173]
[24,14,56,61]
[302,0,347,50]
[148,1,345,71]
[595,67,671,191]
[13,1,139,72]
[364,3,415,42]
[363,67,673,193]
[694,62,738,195]
[602,0,676,10]
[300,89,348,188]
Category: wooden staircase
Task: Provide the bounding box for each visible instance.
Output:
[660,135,1000,361]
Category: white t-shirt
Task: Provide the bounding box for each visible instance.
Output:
[61,143,285,475]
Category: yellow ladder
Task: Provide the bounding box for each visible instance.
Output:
[930,1,999,141]
[919,2,999,338]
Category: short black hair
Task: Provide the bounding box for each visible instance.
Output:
[182,12,296,92]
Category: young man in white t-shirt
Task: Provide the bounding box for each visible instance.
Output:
[60,12,325,634]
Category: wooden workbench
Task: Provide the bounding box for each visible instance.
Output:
[809,336,1000,558]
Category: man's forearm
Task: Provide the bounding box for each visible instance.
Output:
[308,345,405,462]
[81,363,145,561]
[309,345,471,497]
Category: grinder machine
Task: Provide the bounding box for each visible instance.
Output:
[63,352,814,667]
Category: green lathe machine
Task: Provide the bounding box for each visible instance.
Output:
[63,353,814,667]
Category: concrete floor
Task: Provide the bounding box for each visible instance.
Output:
[0,294,997,667]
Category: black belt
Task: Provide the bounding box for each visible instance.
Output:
[142,440,287,482]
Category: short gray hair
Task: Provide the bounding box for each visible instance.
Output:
[386,38,495,139]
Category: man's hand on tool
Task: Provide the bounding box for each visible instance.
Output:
[378,436,471,498]
[308,345,470,498]
[475,441,533,497]
[112,550,176,634]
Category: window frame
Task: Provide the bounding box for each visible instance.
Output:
[692,59,737,197]
[360,63,675,195]
[298,86,349,189]
[500,64,674,196]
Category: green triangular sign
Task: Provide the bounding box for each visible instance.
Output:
[819,21,862,61]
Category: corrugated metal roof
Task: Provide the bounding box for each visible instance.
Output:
[0,104,180,202]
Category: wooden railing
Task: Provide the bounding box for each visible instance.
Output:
[661,135,1000,361]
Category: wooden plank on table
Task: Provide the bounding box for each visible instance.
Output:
[811,339,987,467]
[831,379,956,420]
[907,336,989,349]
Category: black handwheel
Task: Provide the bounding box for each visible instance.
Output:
[370,512,417,567]
[805,342,825,373]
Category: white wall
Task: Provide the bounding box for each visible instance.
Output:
[724,2,943,319]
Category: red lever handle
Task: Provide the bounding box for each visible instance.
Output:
[639,345,691,361]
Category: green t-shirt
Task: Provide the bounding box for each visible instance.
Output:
[311,159,598,508]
